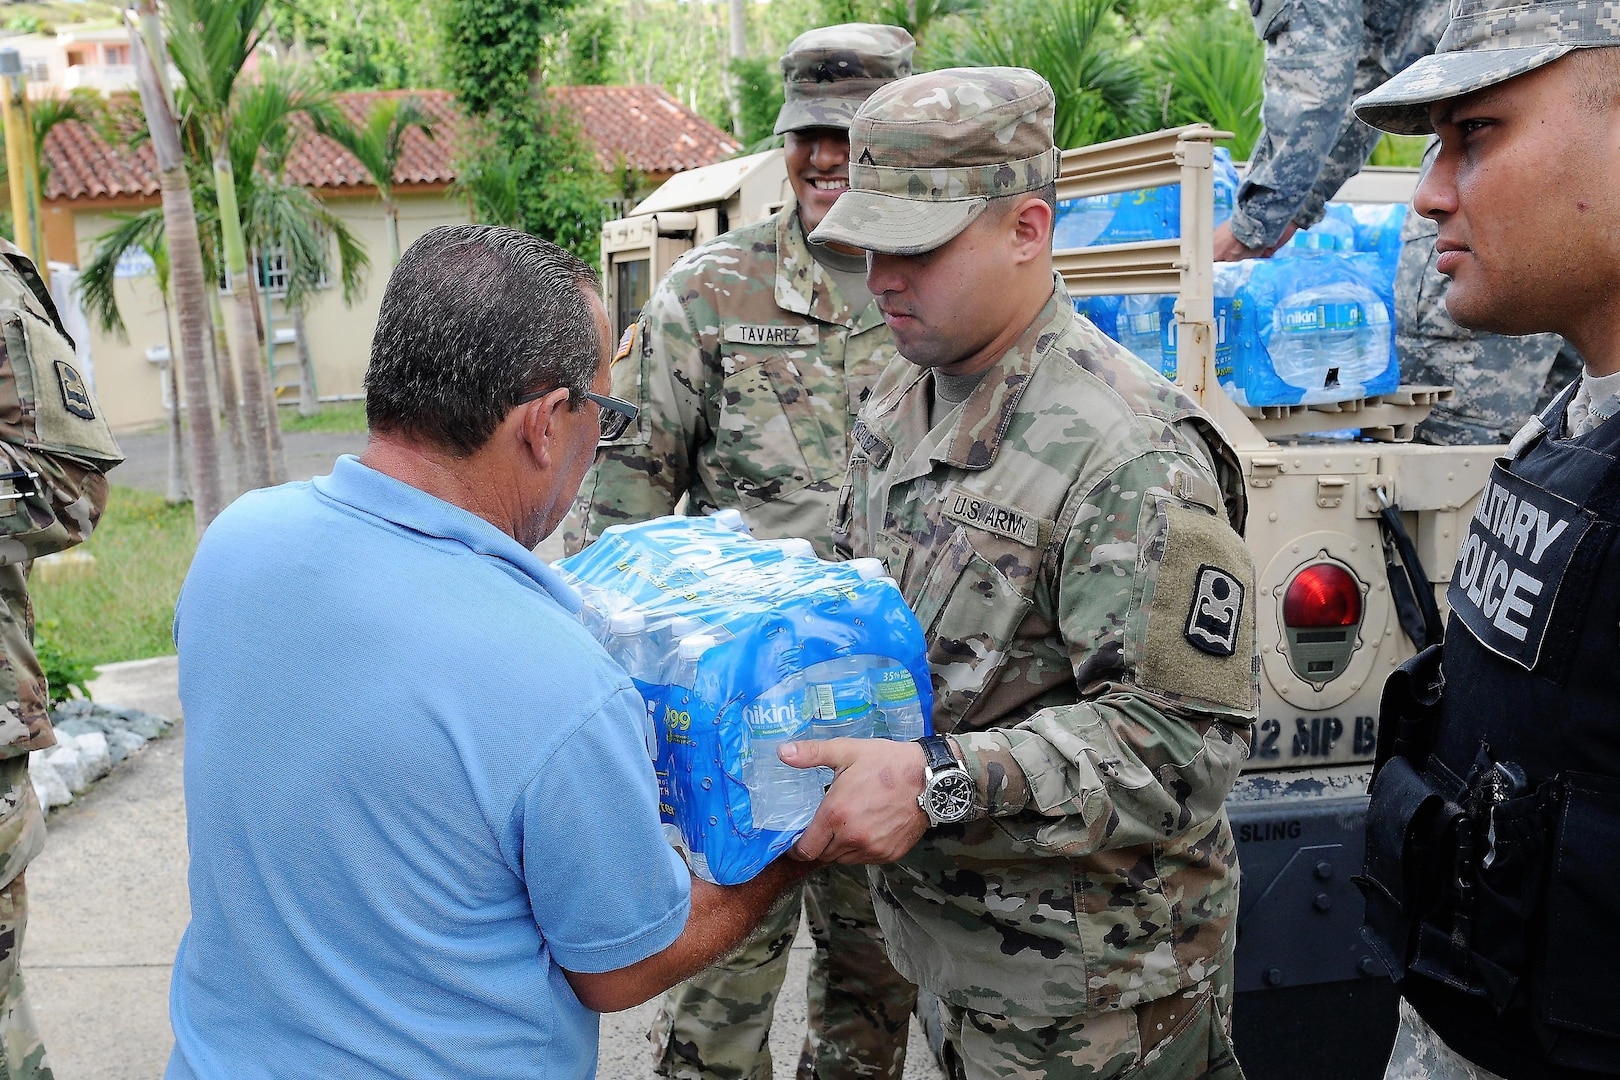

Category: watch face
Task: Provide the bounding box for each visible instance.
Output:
[926,771,975,824]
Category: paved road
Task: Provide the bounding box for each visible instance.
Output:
[23,641,942,1077]
[111,428,370,500]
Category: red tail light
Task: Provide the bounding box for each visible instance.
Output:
[1283,564,1362,628]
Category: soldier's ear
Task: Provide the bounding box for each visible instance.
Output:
[1008,196,1053,262]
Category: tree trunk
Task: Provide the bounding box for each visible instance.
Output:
[386,200,401,268]
[129,8,223,532]
[293,306,319,417]
[245,262,287,484]
[213,154,272,490]
[726,0,746,137]
[160,290,186,504]
[209,291,246,497]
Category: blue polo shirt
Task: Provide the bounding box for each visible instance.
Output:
[168,456,691,1080]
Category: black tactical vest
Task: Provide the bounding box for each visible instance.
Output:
[1361,384,1620,1079]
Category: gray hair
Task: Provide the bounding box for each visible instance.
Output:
[365,224,601,456]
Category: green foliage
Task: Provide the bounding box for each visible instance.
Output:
[1369,133,1428,168]
[32,488,200,667]
[871,0,982,50]
[312,95,436,204]
[1148,4,1264,158]
[3,15,43,35]
[273,0,442,90]
[35,620,95,705]
[0,89,103,189]
[78,208,168,342]
[442,0,613,262]
[961,0,1148,148]
[730,56,785,148]
[551,5,620,86]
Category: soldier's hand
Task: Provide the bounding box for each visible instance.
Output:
[1214,220,1298,261]
[779,738,930,865]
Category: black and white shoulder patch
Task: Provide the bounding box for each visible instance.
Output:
[1185,565,1244,657]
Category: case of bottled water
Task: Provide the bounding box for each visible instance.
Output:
[556,513,933,885]
[1223,236,1398,407]
[1053,147,1239,251]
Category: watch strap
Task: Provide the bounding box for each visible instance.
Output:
[916,734,958,774]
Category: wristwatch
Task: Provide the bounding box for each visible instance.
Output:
[916,735,975,827]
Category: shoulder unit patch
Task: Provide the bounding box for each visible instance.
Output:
[1185,564,1244,657]
[56,360,94,421]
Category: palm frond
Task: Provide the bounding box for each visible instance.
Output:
[313,96,435,200]
[1148,6,1264,158]
[243,178,370,311]
[77,208,169,341]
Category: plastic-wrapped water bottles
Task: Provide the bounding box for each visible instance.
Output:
[742,673,820,832]
[1118,294,1170,376]
[607,609,661,762]
[665,634,716,869]
[803,657,875,787]
[871,664,926,741]
[1270,235,1391,395]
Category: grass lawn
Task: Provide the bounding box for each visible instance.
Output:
[32,486,198,667]
[279,400,368,435]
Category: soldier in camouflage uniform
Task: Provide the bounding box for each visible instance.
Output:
[1223,0,1578,446]
[562,24,921,1080]
[0,238,123,1079]
[790,68,1257,1079]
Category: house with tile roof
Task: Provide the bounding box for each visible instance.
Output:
[37,85,738,430]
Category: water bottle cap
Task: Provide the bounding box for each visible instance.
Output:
[710,508,748,533]
[678,634,717,660]
[670,615,707,638]
[771,537,816,559]
[609,609,646,635]
[849,558,887,581]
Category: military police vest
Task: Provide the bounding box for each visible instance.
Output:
[1365,383,1620,1078]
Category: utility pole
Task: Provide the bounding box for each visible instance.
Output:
[0,48,46,281]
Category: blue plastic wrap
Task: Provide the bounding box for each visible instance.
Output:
[1224,242,1398,407]
[557,515,933,885]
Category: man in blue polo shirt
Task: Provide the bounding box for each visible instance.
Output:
[167,225,811,1079]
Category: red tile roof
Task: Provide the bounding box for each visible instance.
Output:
[42,85,739,203]
[551,84,741,174]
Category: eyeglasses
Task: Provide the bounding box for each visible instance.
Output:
[516,388,639,442]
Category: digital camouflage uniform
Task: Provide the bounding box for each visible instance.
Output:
[0,240,122,1080]
[1239,0,1573,446]
[815,70,1257,1080]
[562,27,919,1079]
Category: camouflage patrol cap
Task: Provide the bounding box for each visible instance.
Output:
[807,67,1060,256]
[1355,0,1620,134]
[774,23,915,135]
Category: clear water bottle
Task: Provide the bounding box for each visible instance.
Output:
[804,657,874,787]
[1053,193,1118,249]
[607,609,661,763]
[871,664,926,741]
[1271,276,1390,393]
[1118,294,1166,375]
[742,673,820,832]
[665,634,717,859]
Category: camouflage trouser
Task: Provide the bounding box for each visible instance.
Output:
[651,863,916,1080]
[1383,998,1505,1080]
[939,985,1242,1080]
[0,875,51,1080]
[1396,202,1581,446]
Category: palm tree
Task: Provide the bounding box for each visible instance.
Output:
[1147,6,1265,159]
[127,2,225,532]
[163,0,281,490]
[960,0,1150,149]
[314,96,435,266]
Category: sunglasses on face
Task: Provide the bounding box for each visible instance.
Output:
[515,388,639,443]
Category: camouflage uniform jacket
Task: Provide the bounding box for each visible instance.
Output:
[0,241,121,885]
[564,205,897,558]
[832,280,1258,1018]
[1233,0,1447,249]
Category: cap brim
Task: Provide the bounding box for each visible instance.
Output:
[1354,44,1572,134]
[774,98,860,134]
[808,190,986,255]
